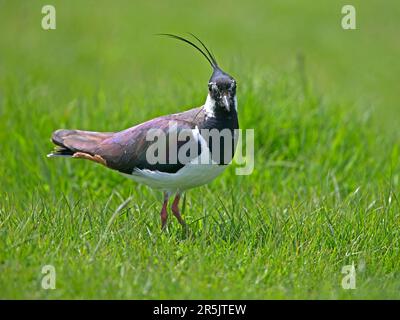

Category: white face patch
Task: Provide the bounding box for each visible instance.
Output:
[204,93,238,117]
[204,94,216,118]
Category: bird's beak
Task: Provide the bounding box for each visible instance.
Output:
[222,94,230,112]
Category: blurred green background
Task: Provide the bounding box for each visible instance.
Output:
[1,0,399,125]
[0,0,399,299]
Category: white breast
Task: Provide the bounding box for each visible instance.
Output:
[123,162,227,194]
[120,126,228,194]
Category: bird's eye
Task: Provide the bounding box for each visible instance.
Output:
[208,83,218,92]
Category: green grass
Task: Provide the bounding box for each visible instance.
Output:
[0,0,399,299]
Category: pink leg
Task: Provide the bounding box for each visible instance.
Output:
[160,193,169,229]
[171,194,186,226]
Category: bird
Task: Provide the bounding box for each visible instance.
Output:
[48,33,239,229]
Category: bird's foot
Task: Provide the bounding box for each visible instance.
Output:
[160,193,169,230]
[171,194,186,227]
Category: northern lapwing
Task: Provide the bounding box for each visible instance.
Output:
[48,34,239,229]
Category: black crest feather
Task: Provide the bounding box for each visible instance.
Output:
[157,33,218,70]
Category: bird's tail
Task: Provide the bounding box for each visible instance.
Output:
[48,129,113,165]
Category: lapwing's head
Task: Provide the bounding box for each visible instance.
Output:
[159,33,237,115]
[208,68,236,113]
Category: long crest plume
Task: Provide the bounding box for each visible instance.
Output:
[157,33,219,70]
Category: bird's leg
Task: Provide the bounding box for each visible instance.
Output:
[160,192,169,229]
[171,193,186,226]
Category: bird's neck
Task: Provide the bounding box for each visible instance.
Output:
[202,94,238,131]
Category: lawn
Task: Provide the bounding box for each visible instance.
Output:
[0,0,399,299]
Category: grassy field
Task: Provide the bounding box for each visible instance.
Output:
[0,0,399,299]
